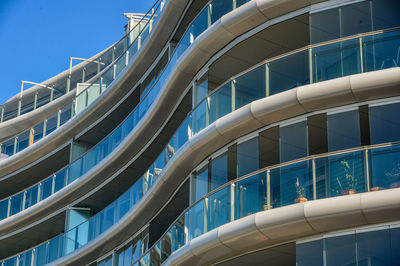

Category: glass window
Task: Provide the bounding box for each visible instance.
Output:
[357,229,391,266]
[191,165,209,203]
[308,113,328,155]
[234,65,266,109]
[391,227,400,264]
[372,0,400,31]
[327,109,361,152]
[189,200,204,240]
[296,239,323,266]
[208,83,231,124]
[340,1,372,38]
[193,72,209,107]
[269,50,309,96]
[325,233,357,266]
[369,102,400,144]
[10,193,23,216]
[210,153,228,191]
[310,7,340,44]
[237,137,259,177]
[280,121,308,163]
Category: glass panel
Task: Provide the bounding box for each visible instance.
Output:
[328,151,365,197]
[16,130,30,153]
[296,239,323,266]
[0,200,8,220]
[369,102,400,144]
[191,6,209,41]
[161,235,171,263]
[40,178,53,200]
[312,38,361,83]
[18,250,33,266]
[208,83,231,124]
[191,165,208,203]
[45,113,58,136]
[391,227,400,264]
[10,193,23,216]
[193,72,209,106]
[370,145,400,190]
[325,234,357,266]
[210,152,228,191]
[189,200,205,240]
[191,96,207,135]
[280,120,308,163]
[363,30,400,72]
[210,0,233,24]
[169,215,186,253]
[340,1,372,38]
[206,186,230,231]
[269,50,309,95]
[372,0,400,31]
[237,137,259,177]
[235,64,266,109]
[279,161,312,207]
[25,186,39,209]
[3,138,15,157]
[327,109,361,152]
[310,6,340,44]
[54,168,67,193]
[48,235,63,262]
[234,172,266,220]
[68,158,83,183]
[357,229,391,266]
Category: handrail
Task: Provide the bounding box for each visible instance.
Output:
[1,6,399,265]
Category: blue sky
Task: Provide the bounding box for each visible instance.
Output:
[0,0,155,104]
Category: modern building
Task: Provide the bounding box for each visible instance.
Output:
[0,0,400,265]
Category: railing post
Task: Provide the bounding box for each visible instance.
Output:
[204,198,208,233]
[13,137,18,155]
[359,37,364,73]
[17,99,22,117]
[66,76,71,94]
[309,48,313,84]
[364,149,370,192]
[126,51,129,66]
[231,80,236,112]
[22,191,26,211]
[57,110,61,129]
[6,198,11,218]
[267,170,271,210]
[34,92,38,110]
[43,120,47,137]
[49,88,54,102]
[37,183,42,202]
[82,67,86,83]
[0,106,4,123]
[113,64,117,80]
[312,159,317,200]
[51,174,56,195]
[230,183,235,221]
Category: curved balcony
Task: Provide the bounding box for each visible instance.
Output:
[2,24,399,263]
[134,142,400,265]
[0,0,163,160]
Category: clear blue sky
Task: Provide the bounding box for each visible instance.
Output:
[0,0,155,104]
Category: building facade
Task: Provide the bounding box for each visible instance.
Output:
[0,0,400,265]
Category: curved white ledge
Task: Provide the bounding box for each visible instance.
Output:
[0,44,113,141]
[0,0,188,179]
[49,68,400,265]
[163,188,400,266]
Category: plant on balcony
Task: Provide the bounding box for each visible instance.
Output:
[336,160,357,195]
[295,177,307,203]
[384,161,400,189]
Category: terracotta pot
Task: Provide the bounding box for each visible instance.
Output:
[294,197,307,203]
[342,189,356,195]
[370,186,383,192]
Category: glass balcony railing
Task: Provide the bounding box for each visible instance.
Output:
[1,4,399,265]
[132,142,400,266]
[0,0,164,159]
[0,3,154,126]
[0,0,253,223]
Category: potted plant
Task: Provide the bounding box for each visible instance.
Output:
[295,177,307,203]
[385,161,400,189]
[336,160,357,195]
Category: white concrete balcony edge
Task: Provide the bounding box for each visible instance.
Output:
[0,0,188,179]
[163,188,400,265]
[49,68,400,265]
